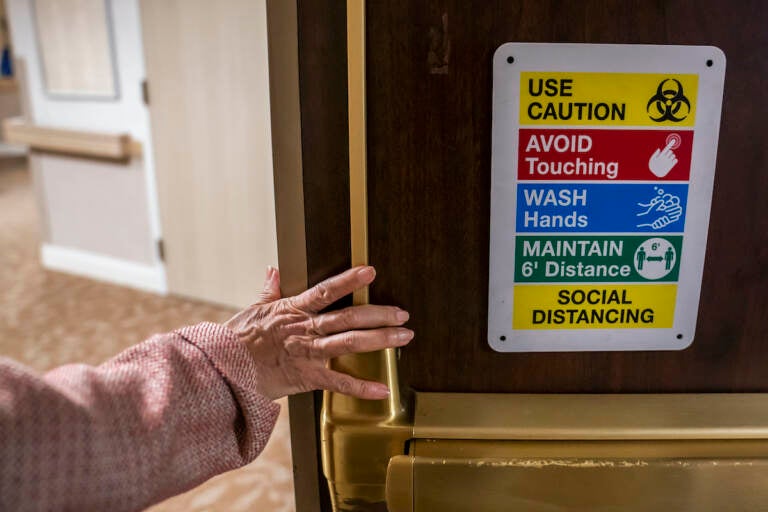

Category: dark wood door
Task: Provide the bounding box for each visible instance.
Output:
[295,0,767,509]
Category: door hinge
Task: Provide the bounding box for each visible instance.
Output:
[156,238,165,262]
[141,80,150,105]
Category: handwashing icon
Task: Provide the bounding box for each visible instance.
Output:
[636,187,683,230]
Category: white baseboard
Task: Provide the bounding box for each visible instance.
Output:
[41,244,167,294]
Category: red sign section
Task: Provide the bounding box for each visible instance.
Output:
[518,128,693,181]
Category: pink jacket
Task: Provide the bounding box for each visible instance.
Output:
[0,322,281,511]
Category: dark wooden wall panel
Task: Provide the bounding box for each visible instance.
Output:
[298,0,351,286]
[365,0,768,393]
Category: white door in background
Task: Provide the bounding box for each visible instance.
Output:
[7,0,165,292]
[140,0,278,308]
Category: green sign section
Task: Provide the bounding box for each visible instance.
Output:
[515,235,683,283]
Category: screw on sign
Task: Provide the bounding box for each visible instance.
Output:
[647,79,691,122]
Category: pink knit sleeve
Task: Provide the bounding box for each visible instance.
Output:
[0,322,281,512]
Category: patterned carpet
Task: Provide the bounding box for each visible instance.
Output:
[0,158,296,511]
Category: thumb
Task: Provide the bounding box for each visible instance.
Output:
[256,266,282,304]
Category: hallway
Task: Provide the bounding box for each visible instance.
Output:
[0,158,295,511]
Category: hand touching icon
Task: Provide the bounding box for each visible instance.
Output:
[648,134,681,178]
[637,188,683,230]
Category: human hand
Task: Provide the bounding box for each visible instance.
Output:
[224,266,412,400]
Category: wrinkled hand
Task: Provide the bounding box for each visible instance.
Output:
[224,266,412,400]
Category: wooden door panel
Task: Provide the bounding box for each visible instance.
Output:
[364,0,768,393]
[296,3,767,511]
[141,0,278,308]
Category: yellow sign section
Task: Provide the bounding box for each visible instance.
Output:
[520,72,698,127]
[513,284,677,329]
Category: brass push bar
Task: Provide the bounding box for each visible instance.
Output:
[320,1,411,510]
[414,392,768,440]
[387,446,768,512]
[385,392,768,511]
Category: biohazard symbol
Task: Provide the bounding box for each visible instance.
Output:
[647,79,691,122]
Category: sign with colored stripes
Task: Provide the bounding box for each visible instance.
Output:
[515,183,689,233]
[514,235,684,283]
[512,284,678,330]
[519,72,699,127]
[488,44,726,352]
[518,129,694,181]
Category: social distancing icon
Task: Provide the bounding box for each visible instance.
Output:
[634,237,677,280]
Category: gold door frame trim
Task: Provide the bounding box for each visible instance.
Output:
[347,0,369,301]
[345,0,404,423]
[321,1,411,510]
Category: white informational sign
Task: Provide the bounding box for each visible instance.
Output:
[488,44,726,352]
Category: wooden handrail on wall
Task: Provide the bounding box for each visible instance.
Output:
[2,117,142,161]
[0,79,19,94]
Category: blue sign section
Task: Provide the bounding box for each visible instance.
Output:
[516,183,689,233]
